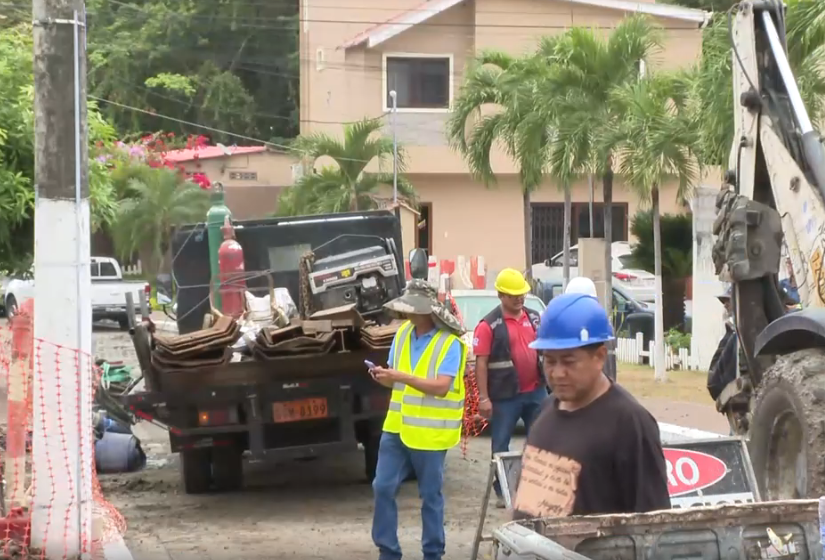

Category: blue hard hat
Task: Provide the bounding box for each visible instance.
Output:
[529,292,614,351]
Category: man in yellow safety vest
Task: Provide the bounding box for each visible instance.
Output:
[369,278,467,560]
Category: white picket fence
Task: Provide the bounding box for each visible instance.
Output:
[122,261,143,275]
[616,332,694,371]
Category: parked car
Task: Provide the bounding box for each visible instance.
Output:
[531,241,656,302]
[533,279,652,337]
[450,289,546,359]
[534,279,692,347]
[4,257,150,329]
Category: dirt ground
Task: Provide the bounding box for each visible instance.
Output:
[93,350,728,560]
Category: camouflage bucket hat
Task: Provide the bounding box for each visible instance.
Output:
[384,279,465,336]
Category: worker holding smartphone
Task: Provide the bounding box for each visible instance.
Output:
[368,279,466,560]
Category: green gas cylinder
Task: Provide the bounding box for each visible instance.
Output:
[206,183,232,312]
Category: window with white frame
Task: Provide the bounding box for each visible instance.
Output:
[385,55,451,110]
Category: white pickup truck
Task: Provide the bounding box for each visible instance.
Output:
[4,256,150,330]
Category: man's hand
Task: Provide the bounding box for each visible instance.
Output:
[478,397,493,419]
[371,366,408,386]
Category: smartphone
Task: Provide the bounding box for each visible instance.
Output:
[364,360,376,370]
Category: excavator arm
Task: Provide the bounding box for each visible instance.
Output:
[713,0,825,500]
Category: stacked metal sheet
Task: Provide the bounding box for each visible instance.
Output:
[151,316,242,371]
[250,324,336,360]
[360,321,402,349]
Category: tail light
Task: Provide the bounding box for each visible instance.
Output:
[613,272,638,282]
[144,283,151,297]
[198,408,239,427]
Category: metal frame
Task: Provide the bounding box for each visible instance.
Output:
[470,451,523,560]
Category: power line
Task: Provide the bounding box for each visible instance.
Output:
[0,0,699,32]
[99,76,368,125]
[89,95,391,164]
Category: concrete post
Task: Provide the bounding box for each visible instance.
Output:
[690,186,726,370]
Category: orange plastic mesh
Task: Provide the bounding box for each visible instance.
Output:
[0,302,127,559]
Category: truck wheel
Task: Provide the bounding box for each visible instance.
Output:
[5,296,17,320]
[180,448,212,494]
[118,317,130,331]
[212,445,244,492]
[749,348,825,500]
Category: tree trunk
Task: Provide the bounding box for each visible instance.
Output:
[602,166,614,302]
[562,185,572,290]
[602,166,618,382]
[662,276,687,331]
[588,174,595,237]
[652,185,667,382]
[523,189,533,280]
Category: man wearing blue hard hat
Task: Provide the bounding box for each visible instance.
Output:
[511,292,670,518]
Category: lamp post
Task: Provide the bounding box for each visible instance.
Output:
[390,90,398,205]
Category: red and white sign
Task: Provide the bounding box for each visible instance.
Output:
[663,448,728,497]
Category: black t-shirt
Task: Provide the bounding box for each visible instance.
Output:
[513,383,670,518]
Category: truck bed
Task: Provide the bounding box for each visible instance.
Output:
[493,500,822,560]
[142,346,392,393]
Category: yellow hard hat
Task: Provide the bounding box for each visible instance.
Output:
[494,268,531,296]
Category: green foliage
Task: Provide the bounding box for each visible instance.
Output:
[627,210,693,277]
[110,167,209,279]
[606,72,700,204]
[278,118,417,215]
[86,0,299,143]
[689,2,825,166]
[665,327,691,350]
[659,0,736,10]
[448,15,664,189]
[0,24,119,274]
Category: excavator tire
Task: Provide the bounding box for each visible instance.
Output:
[749,348,825,500]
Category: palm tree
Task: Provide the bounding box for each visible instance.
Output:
[606,72,700,381]
[447,50,560,279]
[535,16,664,300]
[279,118,416,215]
[111,168,210,280]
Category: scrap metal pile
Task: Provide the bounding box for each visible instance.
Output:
[151,316,242,371]
[148,305,402,373]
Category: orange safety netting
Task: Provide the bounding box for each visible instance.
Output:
[444,292,489,459]
[0,301,126,559]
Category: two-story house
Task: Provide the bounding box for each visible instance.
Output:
[299,0,709,273]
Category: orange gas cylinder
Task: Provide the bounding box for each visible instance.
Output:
[217,216,246,319]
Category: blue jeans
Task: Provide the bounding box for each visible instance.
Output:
[491,386,547,498]
[372,431,448,560]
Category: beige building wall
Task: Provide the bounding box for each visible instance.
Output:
[176,151,298,219]
[410,175,688,272]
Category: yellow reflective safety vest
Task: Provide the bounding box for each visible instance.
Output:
[383,321,467,451]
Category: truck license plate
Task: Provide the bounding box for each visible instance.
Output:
[272,398,328,423]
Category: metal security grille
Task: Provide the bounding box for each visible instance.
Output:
[531,203,629,264]
[531,204,565,264]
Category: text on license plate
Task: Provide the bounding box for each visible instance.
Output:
[272,398,329,423]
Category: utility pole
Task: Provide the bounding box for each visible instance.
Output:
[31,0,93,556]
[390,90,398,206]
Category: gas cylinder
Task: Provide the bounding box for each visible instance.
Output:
[217,216,246,319]
[207,184,232,311]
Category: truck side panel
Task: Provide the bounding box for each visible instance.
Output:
[493,500,822,560]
